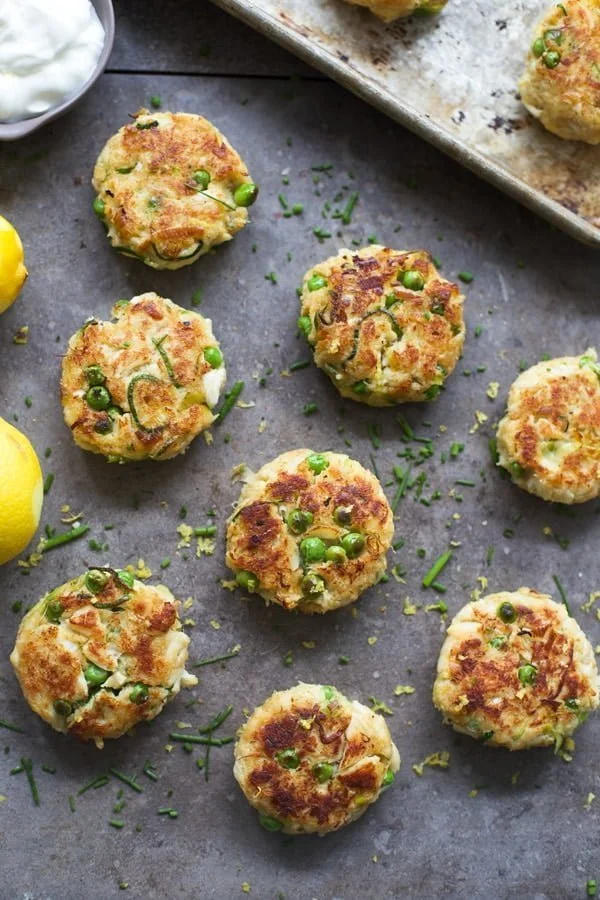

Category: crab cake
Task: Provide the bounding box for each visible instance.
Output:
[10,568,196,748]
[433,589,599,751]
[496,350,600,504]
[519,0,600,144]
[92,109,258,269]
[342,0,447,21]
[234,683,400,835]
[298,246,465,407]
[226,449,394,614]
[61,292,226,462]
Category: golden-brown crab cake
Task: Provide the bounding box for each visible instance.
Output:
[496,350,600,504]
[61,292,226,462]
[519,0,600,144]
[226,449,394,614]
[342,0,447,21]
[10,568,197,748]
[92,109,258,269]
[298,246,465,407]
[433,589,599,751]
[234,683,400,835]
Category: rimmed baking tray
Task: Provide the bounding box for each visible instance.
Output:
[210,0,600,248]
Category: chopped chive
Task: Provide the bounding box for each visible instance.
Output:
[393,539,405,551]
[450,442,464,458]
[455,479,475,487]
[338,654,350,665]
[289,359,310,372]
[340,191,359,225]
[193,525,217,538]
[42,524,90,553]
[160,558,171,569]
[41,764,56,774]
[158,807,179,818]
[142,761,158,782]
[458,271,474,283]
[367,423,381,450]
[0,719,25,733]
[43,473,54,495]
[391,465,412,513]
[21,757,40,806]
[214,381,244,425]
[169,733,234,746]
[422,550,453,588]
[108,769,143,793]
[191,289,203,307]
[396,415,415,441]
[552,574,572,616]
[109,819,125,829]
[192,650,239,668]
[486,545,495,566]
[68,795,76,813]
[369,453,380,480]
[77,774,110,795]
[198,704,234,734]
[303,402,318,416]
[431,582,447,595]
[179,505,188,519]
[10,765,24,775]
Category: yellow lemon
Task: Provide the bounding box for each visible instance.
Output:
[0,418,43,565]
[0,215,28,313]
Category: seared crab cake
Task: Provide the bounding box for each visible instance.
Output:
[496,349,600,504]
[61,292,226,462]
[234,683,400,835]
[92,109,258,269]
[342,0,447,21]
[298,246,465,406]
[226,449,394,614]
[10,568,196,748]
[432,589,599,751]
[519,0,600,144]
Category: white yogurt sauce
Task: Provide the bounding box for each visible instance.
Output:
[0,0,105,122]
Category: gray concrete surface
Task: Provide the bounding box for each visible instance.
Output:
[0,5,599,900]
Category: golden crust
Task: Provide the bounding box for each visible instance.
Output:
[432,589,599,751]
[233,683,400,834]
[496,350,600,504]
[299,246,465,406]
[61,292,226,462]
[342,0,447,21]
[92,110,254,269]
[10,569,195,748]
[519,0,600,144]
[226,449,394,613]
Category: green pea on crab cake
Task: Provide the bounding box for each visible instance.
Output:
[226,449,394,614]
[233,683,400,835]
[495,349,600,504]
[10,568,197,748]
[519,0,600,144]
[298,246,465,406]
[92,109,259,269]
[432,588,599,751]
[61,292,226,462]
[341,0,447,21]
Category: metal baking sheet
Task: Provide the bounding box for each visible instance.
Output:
[0,46,599,900]
[210,0,600,248]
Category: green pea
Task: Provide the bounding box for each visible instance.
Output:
[94,417,113,435]
[286,508,313,534]
[544,28,563,43]
[236,570,259,593]
[297,315,312,338]
[259,814,282,832]
[93,196,105,218]
[45,599,63,624]
[275,748,300,769]
[301,573,325,598]
[532,37,546,57]
[510,461,527,478]
[325,545,346,564]
[543,50,561,67]
[53,699,73,717]
[85,365,106,387]
[518,664,537,686]
[204,346,223,369]
[234,183,259,207]
[193,169,211,190]
[86,385,111,411]
[307,274,328,292]
[116,569,135,589]
[489,635,507,650]
[300,537,327,563]
[565,698,579,710]
[333,505,352,526]
[352,380,369,394]
[306,453,329,474]
[399,270,425,291]
[385,293,399,308]
[83,663,110,686]
[129,683,149,704]
[382,769,395,787]
[340,532,365,559]
[497,601,516,624]
[85,569,111,594]
[313,762,335,783]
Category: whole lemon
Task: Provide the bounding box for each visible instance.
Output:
[0,215,28,314]
[0,418,43,564]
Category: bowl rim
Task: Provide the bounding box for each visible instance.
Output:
[0,0,115,141]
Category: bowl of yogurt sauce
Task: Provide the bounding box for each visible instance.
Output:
[0,0,115,140]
